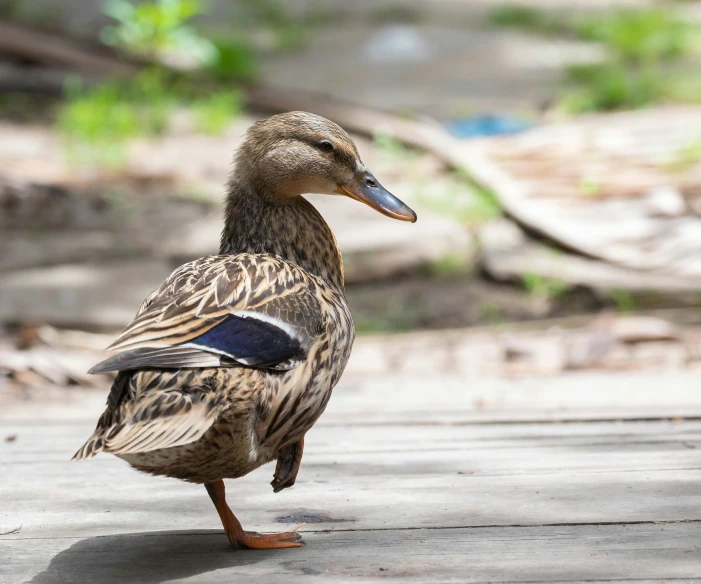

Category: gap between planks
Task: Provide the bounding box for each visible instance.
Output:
[5,415,701,428]
[6,517,701,542]
[5,519,701,537]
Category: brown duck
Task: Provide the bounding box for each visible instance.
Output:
[74,111,416,549]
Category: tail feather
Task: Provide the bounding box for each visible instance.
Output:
[72,395,227,460]
[102,403,221,455]
[72,370,228,462]
[72,432,104,460]
[72,375,127,461]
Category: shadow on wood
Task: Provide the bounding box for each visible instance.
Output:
[30,530,265,584]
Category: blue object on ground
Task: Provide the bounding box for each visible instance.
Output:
[446,115,532,138]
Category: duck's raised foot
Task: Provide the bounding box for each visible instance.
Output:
[229,530,303,550]
[271,437,304,493]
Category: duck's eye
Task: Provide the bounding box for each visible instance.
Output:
[317,140,334,153]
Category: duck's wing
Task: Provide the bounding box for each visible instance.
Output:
[89,254,324,375]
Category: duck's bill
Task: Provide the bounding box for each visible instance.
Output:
[337,171,417,223]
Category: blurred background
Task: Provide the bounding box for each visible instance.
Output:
[2,0,701,393]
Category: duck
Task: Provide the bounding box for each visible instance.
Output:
[73,111,416,550]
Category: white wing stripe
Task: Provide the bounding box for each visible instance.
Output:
[232,310,299,339]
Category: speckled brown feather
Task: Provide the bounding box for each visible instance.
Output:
[74,112,358,485]
[105,254,323,353]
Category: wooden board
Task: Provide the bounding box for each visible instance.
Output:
[2,420,701,540]
[457,107,701,290]
[3,523,701,584]
[2,421,701,582]
[3,369,701,582]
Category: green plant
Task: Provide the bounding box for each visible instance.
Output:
[273,22,309,51]
[132,69,178,133]
[455,169,503,221]
[57,0,256,167]
[101,0,217,65]
[103,187,135,220]
[489,5,700,112]
[57,70,176,167]
[414,174,500,225]
[565,9,697,112]
[0,92,43,122]
[237,0,315,51]
[522,273,569,299]
[372,4,424,24]
[352,308,418,334]
[487,5,565,35]
[420,252,472,278]
[372,131,418,162]
[609,289,636,312]
[561,62,666,113]
[579,176,603,197]
[0,0,25,19]
[478,301,505,325]
[56,66,248,164]
[666,75,701,104]
[58,78,140,167]
[575,9,695,65]
[0,0,65,27]
[490,6,695,63]
[192,90,244,134]
[208,39,257,81]
[665,138,701,173]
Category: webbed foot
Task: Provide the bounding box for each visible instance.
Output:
[271,437,304,493]
[205,479,304,551]
[230,530,303,549]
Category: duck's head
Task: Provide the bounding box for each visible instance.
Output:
[235,111,417,223]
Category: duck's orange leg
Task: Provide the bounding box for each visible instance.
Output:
[271,437,304,493]
[204,480,303,549]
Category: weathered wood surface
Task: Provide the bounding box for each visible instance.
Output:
[2,370,701,582]
[5,370,701,424]
[481,218,701,293]
[460,108,701,290]
[3,421,701,538]
[4,524,701,584]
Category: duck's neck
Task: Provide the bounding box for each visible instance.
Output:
[220,177,345,290]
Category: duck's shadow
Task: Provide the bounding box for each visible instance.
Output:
[30,530,266,584]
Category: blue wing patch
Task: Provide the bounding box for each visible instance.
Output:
[89,314,306,374]
[188,314,304,367]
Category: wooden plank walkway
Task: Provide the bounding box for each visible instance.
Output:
[2,369,701,583]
